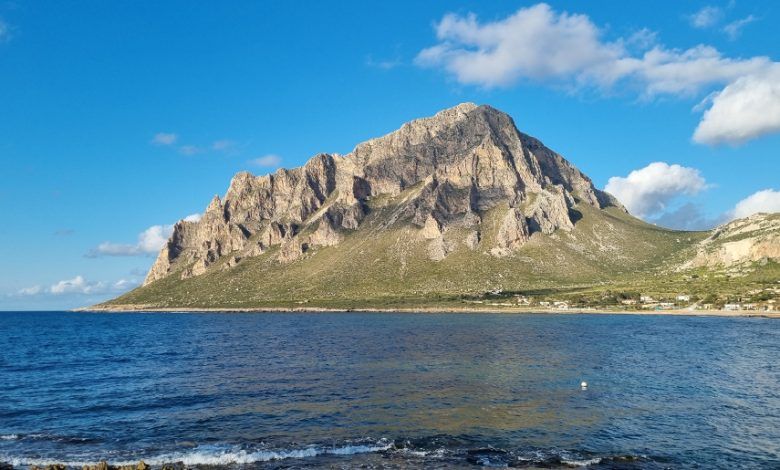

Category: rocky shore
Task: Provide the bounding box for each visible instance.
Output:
[76,304,780,318]
[2,461,195,470]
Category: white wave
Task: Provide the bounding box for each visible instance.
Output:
[561,457,603,467]
[398,447,448,458]
[0,440,394,467]
[0,434,19,441]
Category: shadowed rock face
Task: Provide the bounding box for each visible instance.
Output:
[144,103,622,285]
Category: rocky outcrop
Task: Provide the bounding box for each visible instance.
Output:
[686,213,780,268]
[493,208,531,257]
[144,103,622,285]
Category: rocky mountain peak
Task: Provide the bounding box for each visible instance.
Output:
[144,103,623,286]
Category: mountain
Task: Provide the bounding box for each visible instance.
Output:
[99,104,778,311]
[685,213,780,269]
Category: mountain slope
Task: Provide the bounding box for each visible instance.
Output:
[685,213,780,269]
[98,103,775,311]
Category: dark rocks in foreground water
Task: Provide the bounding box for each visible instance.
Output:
[26,461,153,470]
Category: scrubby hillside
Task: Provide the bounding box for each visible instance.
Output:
[96,104,776,311]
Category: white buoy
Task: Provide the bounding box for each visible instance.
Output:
[580,381,588,390]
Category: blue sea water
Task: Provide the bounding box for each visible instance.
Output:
[1,312,779,469]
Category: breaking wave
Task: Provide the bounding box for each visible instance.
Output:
[0,439,395,468]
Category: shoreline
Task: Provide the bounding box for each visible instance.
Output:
[75,304,780,318]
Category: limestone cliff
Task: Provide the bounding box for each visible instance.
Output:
[144,103,622,286]
[686,213,780,268]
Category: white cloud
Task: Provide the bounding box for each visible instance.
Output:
[366,55,402,70]
[112,278,141,291]
[415,3,780,144]
[137,224,174,253]
[0,18,11,43]
[17,285,42,296]
[723,15,757,40]
[87,213,203,258]
[152,132,178,146]
[10,277,139,299]
[416,4,624,88]
[212,139,236,151]
[179,145,202,156]
[416,4,769,93]
[605,162,708,218]
[50,276,106,295]
[693,66,780,145]
[48,276,139,295]
[628,45,768,97]
[88,224,173,257]
[729,189,780,219]
[689,6,723,29]
[250,154,282,167]
[89,241,143,257]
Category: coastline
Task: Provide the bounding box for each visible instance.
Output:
[75,304,780,318]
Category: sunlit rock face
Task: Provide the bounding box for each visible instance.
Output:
[685,213,780,269]
[145,103,622,285]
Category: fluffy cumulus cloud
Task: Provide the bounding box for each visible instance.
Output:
[415,4,624,89]
[250,154,282,167]
[693,66,780,145]
[87,214,201,257]
[415,3,780,145]
[605,162,708,218]
[50,275,104,295]
[729,189,780,219]
[151,132,178,145]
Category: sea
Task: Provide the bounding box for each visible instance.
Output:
[1,311,779,469]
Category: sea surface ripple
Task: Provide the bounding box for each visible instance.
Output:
[1,312,779,468]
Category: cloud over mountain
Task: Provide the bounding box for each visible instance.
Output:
[87,214,202,257]
[605,162,707,218]
[416,3,779,145]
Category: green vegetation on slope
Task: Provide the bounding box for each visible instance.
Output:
[102,197,722,311]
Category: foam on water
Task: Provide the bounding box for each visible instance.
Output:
[0,439,395,467]
[561,457,603,467]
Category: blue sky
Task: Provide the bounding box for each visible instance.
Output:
[1,1,778,310]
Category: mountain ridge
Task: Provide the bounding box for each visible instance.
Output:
[144,103,622,286]
[99,104,779,311]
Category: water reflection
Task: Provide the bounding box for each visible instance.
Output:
[0,312,778,468]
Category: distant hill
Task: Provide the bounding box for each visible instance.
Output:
[97,104,779,311]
